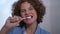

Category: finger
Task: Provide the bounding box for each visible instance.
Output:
[6,17,11,23]
[12,20,20,26]
[9,16,20,23]
[19,17,26,21]
[13,16,20,21]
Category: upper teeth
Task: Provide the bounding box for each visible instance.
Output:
[26,16,31,19]
[22,16,31,20]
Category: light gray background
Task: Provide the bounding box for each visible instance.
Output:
[40,0,60,34]
[0,0,60,34]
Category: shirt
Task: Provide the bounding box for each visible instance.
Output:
[8,25,50,34]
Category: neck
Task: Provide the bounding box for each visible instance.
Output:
[25,21,37,34]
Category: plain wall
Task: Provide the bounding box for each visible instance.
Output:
[40,0,60,34]
[50,0,60,34]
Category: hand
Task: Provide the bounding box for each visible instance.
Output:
[4,16,24,29]
[0,16,25,34]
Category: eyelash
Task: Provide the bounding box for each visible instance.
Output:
[29,8,32,10]
[21,10,26,13]
[21,7,33,12]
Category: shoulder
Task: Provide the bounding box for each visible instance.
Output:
[40,27,50,34]
[7,26,23,34]
[36,25,50,34]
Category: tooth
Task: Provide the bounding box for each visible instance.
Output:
[26,16,31,18]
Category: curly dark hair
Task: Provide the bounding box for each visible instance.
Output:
[12,0,45,27]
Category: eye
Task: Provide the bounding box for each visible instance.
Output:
[21,9,26,13]
[29,7,33,11]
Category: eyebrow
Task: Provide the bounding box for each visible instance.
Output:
[21,5,33,10]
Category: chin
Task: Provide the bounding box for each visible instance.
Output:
[25,22,33,25]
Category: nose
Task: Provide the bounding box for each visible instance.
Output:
[25,10,30,15]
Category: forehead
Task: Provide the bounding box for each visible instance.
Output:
[21,2,32,9]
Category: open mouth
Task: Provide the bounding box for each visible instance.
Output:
[26,16,33,19]
[22,15,33,20]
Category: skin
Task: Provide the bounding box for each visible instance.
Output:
[20,2,37,25]
[0,16,23,34]
[0,2,38,34]
[20,2,37,34]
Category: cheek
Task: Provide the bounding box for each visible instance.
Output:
[20,13,25,17]
[33,11,37,16]
[33,11,37,20]
[20,13,23,17]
